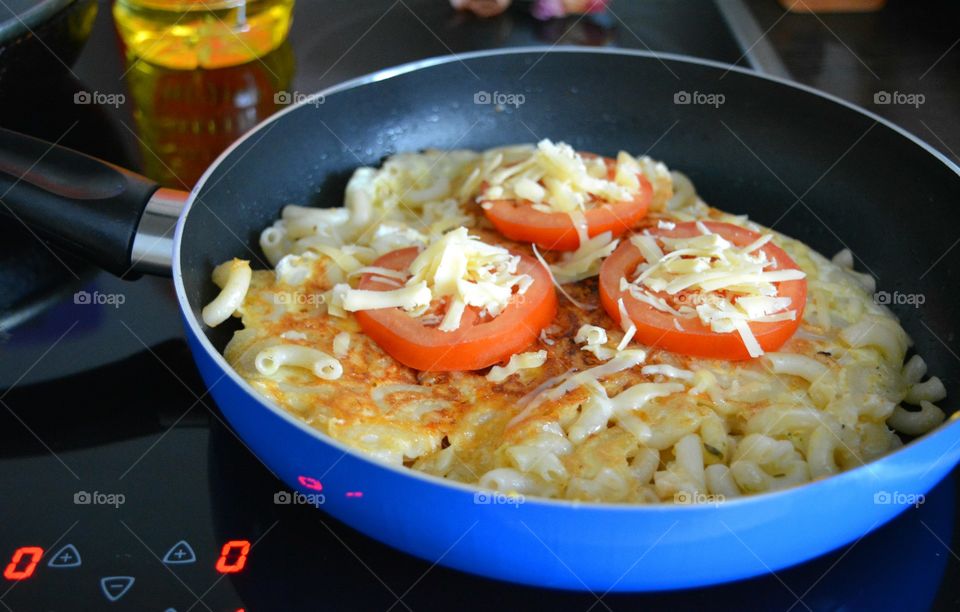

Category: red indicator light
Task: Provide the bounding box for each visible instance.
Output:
[297,475,323,491]
[215,540,251,574]
[3,547,43,580]
[346,491,363,498]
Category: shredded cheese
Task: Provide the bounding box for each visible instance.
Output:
[479,141,651,253]
[336,282,432,313]
[525,349,647,411]
[531,244,595,310]
[575,324,615,361]
[348,266,408,281]
[622,224,805,358]
[550,231,619,284]
[479,139,646,214]
[331,227,531,332]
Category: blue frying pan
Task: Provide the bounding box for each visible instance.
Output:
[2,48,959,591]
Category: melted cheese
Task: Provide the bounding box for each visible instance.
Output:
[641,364,695,381]
[569,380,685,443]
[332,331,351,358]
[616,298,637,351]
[487,350,548,383]
[575,324,615,361]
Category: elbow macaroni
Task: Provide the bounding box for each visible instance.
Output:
[888,401,945,437]
[202,259,252,327]
[254,344,343,380]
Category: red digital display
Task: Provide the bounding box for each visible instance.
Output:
[3,547,43,580]
[297,475,323,491]
[215,540,251,574]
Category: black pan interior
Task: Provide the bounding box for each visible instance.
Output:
[180,50,960,403]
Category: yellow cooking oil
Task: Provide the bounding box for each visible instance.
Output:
[113,0,295,70]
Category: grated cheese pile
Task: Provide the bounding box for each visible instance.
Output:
[622,222,806,357]
[479,139,646,213]
[330,227,532,332]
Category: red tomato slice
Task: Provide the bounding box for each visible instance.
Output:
[354,247,558,371]
[599,221,807,360]
[480,155,653,252]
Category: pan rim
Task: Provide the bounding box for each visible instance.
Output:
[172,45,960,511]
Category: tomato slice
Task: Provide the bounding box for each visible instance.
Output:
[354,247,558,371]
[480,155,653,252]
[599,221,807,360]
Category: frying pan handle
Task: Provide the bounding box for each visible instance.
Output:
[0,127,186,278]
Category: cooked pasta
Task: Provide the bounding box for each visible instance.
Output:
[204,143,949,504]
[888,401,946,436]
[254,345,343,380]
[202,259,252,327]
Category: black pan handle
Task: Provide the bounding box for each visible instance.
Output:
[0,127,185,278]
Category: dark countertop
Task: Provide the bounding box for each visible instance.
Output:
[744,0,959,162]
[1,1,958,610]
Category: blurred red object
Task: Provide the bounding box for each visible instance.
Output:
[450,0,608,19]
[450,0,512,17]
[532,0,607,20]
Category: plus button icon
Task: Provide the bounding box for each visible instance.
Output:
[162,541,196,565]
